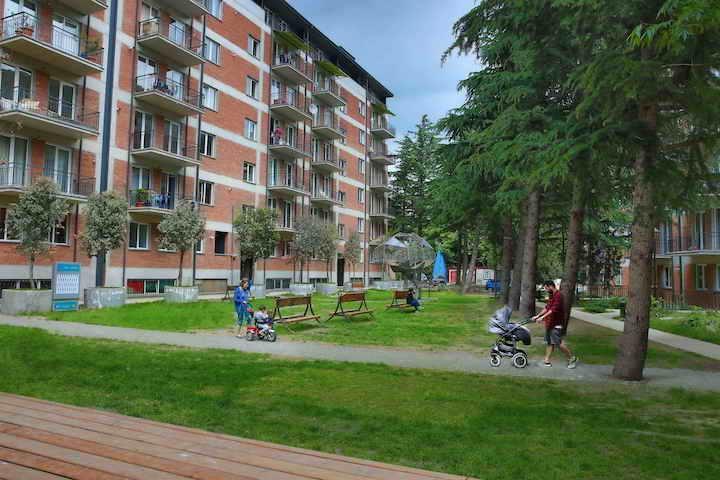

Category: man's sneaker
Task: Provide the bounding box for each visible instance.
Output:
[567,356,578,369]
[543,362,552,368]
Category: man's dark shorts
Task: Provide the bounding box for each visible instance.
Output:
[545,326,564,346]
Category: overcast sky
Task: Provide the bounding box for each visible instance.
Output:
[289,0,479,150]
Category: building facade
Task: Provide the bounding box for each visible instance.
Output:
[0,0,395,295]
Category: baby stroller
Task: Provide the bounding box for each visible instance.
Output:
[488,306,532,368]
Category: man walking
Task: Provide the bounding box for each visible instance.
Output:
[533,280,578,368]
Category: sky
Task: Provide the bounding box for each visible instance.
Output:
[289,0,479,150]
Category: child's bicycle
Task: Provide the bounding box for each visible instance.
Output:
[244,306,278,342]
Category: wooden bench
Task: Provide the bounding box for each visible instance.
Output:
[328,292,375,321]
[272,295,321,331]
[223,284,238,301]
[386,289,415,310]
[350,280,365,290]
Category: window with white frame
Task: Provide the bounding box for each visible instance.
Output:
[339,127,347,144]
[339,158,346,175]
[207,0,223,18]
[696,264,707,290]
[243,162,256,183]
[358,188,365,204]
[339,98,346,113]
[338,223,346,239]
[358,158,365,174]
[244,118,257,141]
[0,208,19,241]
[48,215,69,244]
[245,76,259,99]
[198,180,213,205]
[359,130,366,146]
[338,190,346,204]
[195,237,204,254]
[202,84,218,110]
[357,218,365,233]
[129,222,149,249]
[248,35,261,58]
[358,100,366,117]
[203,37,220,63]
[662,266,672,289]
[199,131,215,157]
[215,231,228,255]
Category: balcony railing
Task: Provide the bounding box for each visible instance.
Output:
[269,135,312,156]
[135,73,200,107]
[312,146,339,166]
[315,78,340,97]
[311,186,338,202]
[0,86,100,131]
[271,92,311,115]
[370,171,389,187]
[656,233,720,254]
[0,163,94,196]
[137,17,203,63]
[267,171,307,192]
[371,118,396,136]
[0,12,104,66]
[313,111,340,130]
[128,189,178,211]
[132,130,196,159]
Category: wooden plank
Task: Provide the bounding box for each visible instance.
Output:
[0,460,69,480]
[0,395,470,480]
[339,293,365,303]
[281,315,320,325]
[393,290,409,298]
[0,446,124,480]
[276,296,311,307]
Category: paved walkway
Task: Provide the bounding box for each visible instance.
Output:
[0,393,472,480]
[2,315,720,392]
[568,307,720,361]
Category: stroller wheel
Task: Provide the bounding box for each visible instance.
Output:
[266,331,277,342]
[512,352,528,369]
[489,353,502,367]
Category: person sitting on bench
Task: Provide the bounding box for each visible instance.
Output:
[407,288,421,312]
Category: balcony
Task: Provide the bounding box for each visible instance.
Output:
[272,53,312,85]
[369,173,391,193]
[153,0,210,17]
[269,136,311,160]
[310,188,341,208]
[137,18,204,67]
[131,131,199,170]
[267,172,307,197]
[369,203,394,220]
[656,234,720,256]
[61,0,108,15]
[311,147,341,173]
[270,93,312,122]
[312,112,344,140]
[313,78,345,107]
[0,163,94,202]
[128,189,187,222]
[135,74,201,116]
[370,119,396,139]
[0,87,99,139]
[369,145,394,165]
[274,218,296,235]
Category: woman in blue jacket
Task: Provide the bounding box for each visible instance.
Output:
[234,280,251,337]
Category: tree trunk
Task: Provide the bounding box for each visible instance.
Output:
[29,256,36,289]
[509,212,526,311]
[178,250,185,286]
[586,237,600,286]
[560,179,586,329]
[520,189,541,318]
[460,234,469,287]
[500,216,514,305]
[462,225,482,295]
[613,103,657,381]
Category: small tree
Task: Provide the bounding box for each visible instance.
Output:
[233,207,279,281]
[158,201,205,286]
[292,216,323,283]
[8,178,69,288]
[317,223,339,281]
[80,191,128,287]
[344,231,362,281]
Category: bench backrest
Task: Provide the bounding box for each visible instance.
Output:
[351,281,364,288]
[276,295,312,308]
[393,290,409,299]
[340,292,365,303]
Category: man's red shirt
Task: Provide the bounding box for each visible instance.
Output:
[544,290,565,329]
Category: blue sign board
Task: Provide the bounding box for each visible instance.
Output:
[52,262,81,311]
[53,300,79,312]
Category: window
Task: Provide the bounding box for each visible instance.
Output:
[339,99,346,113]
[248,35,261,58]
[357,218,365,233]
[242,204,255,213]
[245,76,259,99]
[339,158,346,175]
[358,158,365,174]
[359,131,366,146]
[338,223,346,239]
[198,180,213,205]
[215,231,228,255]
[199,131,215,157]
[127,279,175,295]
[243,162,256,183]
[195,237,204,254]
[244,118,257,141]
[48,215,68,244]
[358,188,365,204]
[203,37,221,63]
[339,127,347,144]
[202,84,218,110]
[129,222,149,249]
[207,0,223,18]
[0,208,19,241]
[696,264,707,290]
[338,191,346,204]
[265,278,291,290]
[717,265,720,291]
[358,100,366,117]
[662,266,672,289]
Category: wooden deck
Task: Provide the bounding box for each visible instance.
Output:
[0,393,472,480]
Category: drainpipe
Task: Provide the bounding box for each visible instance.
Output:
[192,14,207,287]
[95,0,119,287]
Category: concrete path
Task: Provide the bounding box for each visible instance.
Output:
[569,307,720,361]
[2,315,720,392]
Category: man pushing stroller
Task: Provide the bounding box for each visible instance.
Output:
[533,280,578,369]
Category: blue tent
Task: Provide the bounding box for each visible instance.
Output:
[432,251,447,282]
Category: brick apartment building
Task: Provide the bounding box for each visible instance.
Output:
[0,0,395,295]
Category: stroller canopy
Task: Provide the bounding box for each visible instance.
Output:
[488,306,512,334]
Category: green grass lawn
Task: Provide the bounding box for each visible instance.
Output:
[43,290,719,370]
[0,326,717,480]
[650,309,720,345]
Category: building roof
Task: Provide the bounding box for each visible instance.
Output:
[254,0,394,101]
